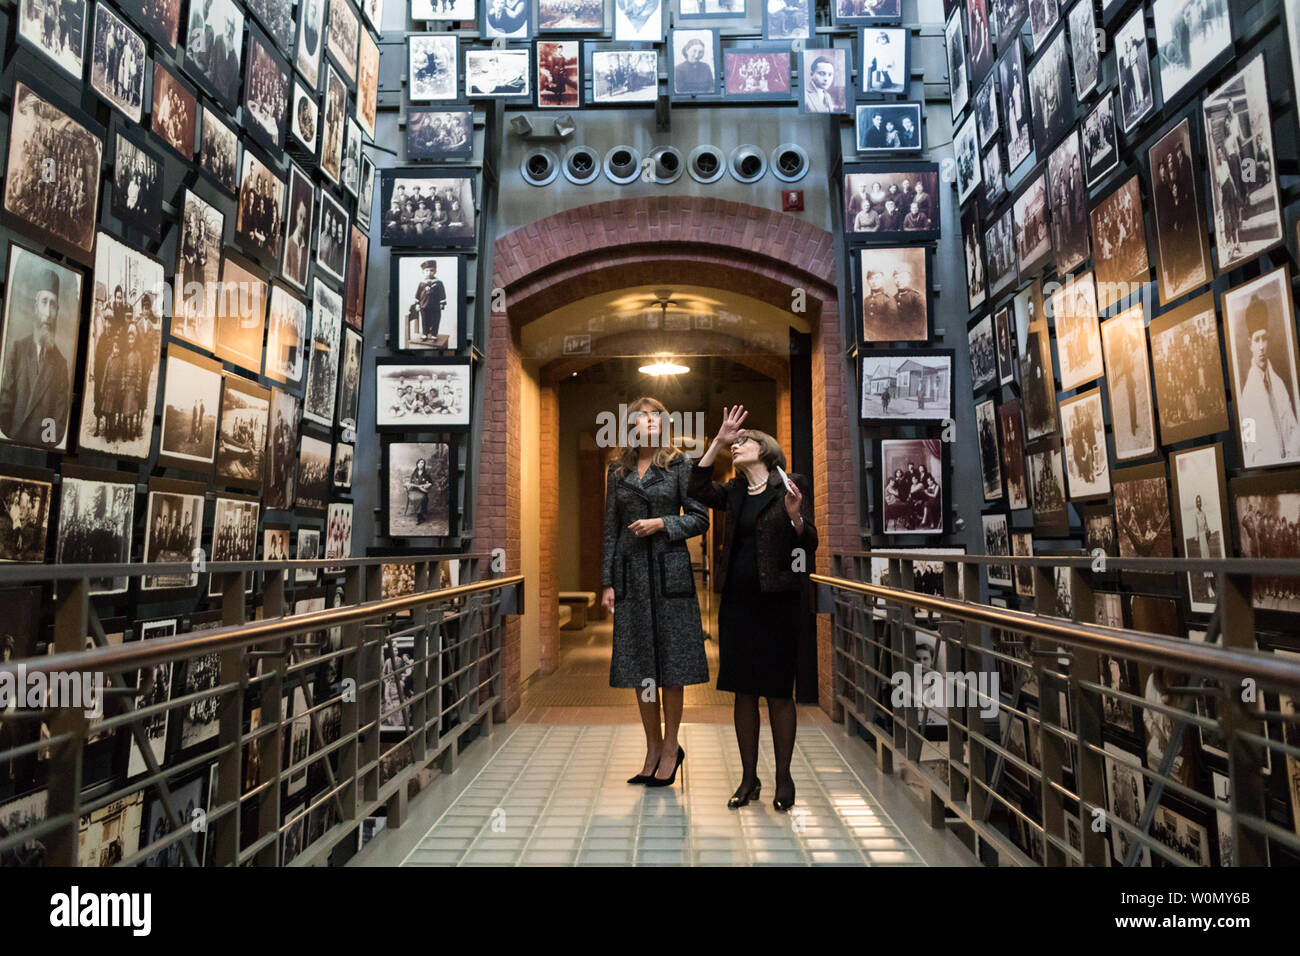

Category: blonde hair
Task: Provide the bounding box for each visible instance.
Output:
[610,396,684,476]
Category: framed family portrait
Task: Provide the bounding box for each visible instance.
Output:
[1059,388,1112,500]
[859,350,953,424]
[265,388,300,510]
[235,146,286,267]
[1026,27,1076,158]
[412,0,475,18]
[1231,469,1300,614]
[878,438,947,535]
[296,0,327,83]
[985,207,1017,297]
[1081,92,1119,188]
[407,107,475,159]
[843,163,940,241]
[151,60,197,160]
[56,465,135,595]
[379,168,476,247]
[1050,270,1103,391]
[1152,0,1231,105]
[390,254,467,351]
[855,103,923,154]
[1012,172,1052,278]
[1114,6,1155,133]
[1046,130,1090,276]
[281,161,314,291]
[976,399,1002,500]
[1066,0,1099,98]
[111,124,165,241]
[375,357,472,430]
[90,2,147,124]
[0,463,54,563]
[1026,435,1068,537]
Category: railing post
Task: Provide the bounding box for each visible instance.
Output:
[215,570,246,867]
[45,578,89,866]
[340,565,365,819]
[1219,570,1270,867]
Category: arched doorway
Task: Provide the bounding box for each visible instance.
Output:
[479,197,857,718]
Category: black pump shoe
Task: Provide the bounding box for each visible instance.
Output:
[727,779,762,809]
[627,772,653,785]
[644,746,685,788]
[773,784,796,812]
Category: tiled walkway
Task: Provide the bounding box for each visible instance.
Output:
[398,723,930,866]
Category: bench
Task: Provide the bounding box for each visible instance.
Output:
[558,591,597,629]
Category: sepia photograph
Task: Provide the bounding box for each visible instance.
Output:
[236,149,286,265]
[78,232,165,460]
[344,225,368,330]
[111,129,163,240]
[4,81,103,261]
[247,0,295,52]
[1026,436,1068,536]
[316,190,350,282]
[321,65,347,181]
[962,207,986,310]
[265,388,300,510]
[1060,388,1111,499]
[1012,173,1051,278]
[860,26,908,96]
[1148,117,1212,304]
[1081,91,1118,187]
[997,44,1032,172]
[954,112,982,206]
[333,442,354,492]
[1153,0,1230,102]
[1011,530,1035,596]
[671,30,720,98]
[290,82,319,153]
[208,496,260,596]
[215,376,269,491]
[0,467,52,563]
[358,29,380,136]
[56,469,135,595]
[0,245,84,452]
[17,0,86,80]
[1148,291,1230,445]
[141,485,203,590]
[969,313,997,393]
[244,30,291,150]
[1047,130,1090,275]
[536,0,600,29]
[1051,271,1103,390]
[380,171,476,246]
[1114,462,1173,563]
[296,434,332,512]
[1101,304,1158,460]
[91,3,146,123]
[856,103,923,153]
[337,326,362,429]
[976,398,1003,500]
[198,105,239,195]
[1171,443,1227,613]
[466,49,532,97]
[151,61,196,159]
[264,285,306,387]
[1221,266,1300,469]
[985,207,1017,296]
[327,0,360,82]
[392,254,464,350]
[944,10,968,118]
[1022,318,1059,441]
[859,351,952,422]
[183,0,245,110]
[1233,470,1300,614]
[407,108,474,158]
[966,0,993,82]
[386,441,453,537]
[408,33,459,100]
[1027,28,1075,157]
[857,247,928,342]
[722,48,792,100]
[995,304,1016,385]
[844,165,939,240]
[158,346,221,470]
[614,0,662,41]
[974,73,999,146]
[1115,7,1155,133]
[214,252,268,375]
[538,40,584,106]
[375,358,472,429]
[297,0,326,82]
[173,191,223,354]
[983,513,1011,587]
[1090,176,1150,311]
[1202,56,1284,273]
[281,162,314,291]
[998,398,1029,509]
[304,280,344,427]
[880,438,944,534]
[324,501,353,568]
[1066,0,1099,97]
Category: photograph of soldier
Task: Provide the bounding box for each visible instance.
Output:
[1100,304,1158,460]
[375,361,471,428]
[395,255,460,349]
[1059,388,1111,499]
[265,389,300,510]
[326,0,359,81]
[344,226,368,330]
[1115,8,1154,131]
[380,174,476,245]
[244,33,290,148]
[969,314,997,392]
[158,347,221,467]
[78,233,165,460]
[407,108,473,158]
[1089,176,1149,311]
[111,132,164,239]
[536,0,602,29]
[150,62,196,158]
[199,105,239,193]
[297,435,332,511]
[90,3,146,122]
[0,472,52,563]
[183,0,244,109]
[408,34,458,100]
[976,398,1003,500]
[0,249,82,452]
[880,438,944,534]
[536,41,582,107]
[141,489,203,589]
[236,150,286,264]
[55,473,135,595]
[281,164,313,291]
[215,378,269,489]
[4,82,102,258]
[1148,293,1229,445]
[1047,130,1090,275]
[843,169,938,238]
[337,327,362,430]
[17,0,86,79]
[316,192,349,281]
[386,443,452,536]
[1149,118,1211,303]
[858,247,927,342]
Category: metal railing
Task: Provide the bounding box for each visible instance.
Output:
[0,554,523,867]
[816,551,1300,867]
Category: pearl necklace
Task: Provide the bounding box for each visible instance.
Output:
[746,476,767,493]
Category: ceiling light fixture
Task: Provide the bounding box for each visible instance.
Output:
[639,355,690,376]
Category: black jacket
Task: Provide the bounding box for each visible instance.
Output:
[688,461,818,594]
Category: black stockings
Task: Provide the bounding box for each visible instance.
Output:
[732,693,797,802]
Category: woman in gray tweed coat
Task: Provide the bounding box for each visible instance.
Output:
[601,397,710,787]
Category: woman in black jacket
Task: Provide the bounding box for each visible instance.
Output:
[601,397,711,787]
[689,405,817,811]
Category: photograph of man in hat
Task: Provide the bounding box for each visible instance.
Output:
[411,259,447,344]
[1234,288,1300,467]
[0,259,74,449]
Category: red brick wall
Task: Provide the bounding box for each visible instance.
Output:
[483,197,855,719]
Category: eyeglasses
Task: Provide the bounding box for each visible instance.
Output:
[730,436,755,451]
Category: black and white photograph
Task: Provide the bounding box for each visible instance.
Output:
[281,162,314,292]
[997,46,1032,174]
[1222,266,1300,469]
[860,26,908,96]
[0,245,83,452]
[141,485,203,590]
[951,115,977,206]
[0,467,52,563]
[236,150,286,267]
[198,105,239,195]
[17,0,86,80]
[1022,319,1060,441]
[244,30,292,150]
[215,376,269,490]
[296,0,326,81]
[843,165,939,240]
[1090,175,1150,311]
[324,501,352,568]
[111,129,163,240]
[962,207,986,310]
[321,65,347,181]
[1149,117,1211,304]
[1151,806,1212,866]
[999,398,1029,509]
[830,0,900,22]
[333,442,352,491]
[536,0,599,30]
[207,496,259,597]
[375,358,472,429]
[672,30,721,98]
[157,346,221,470]
[1012,173,1052,278]
[1059,388,1111,499]
[1050,271,1103,390]
[357,155,376,232]
[880,438,944,534]
[1153,0,1231,102]
[408,34,459,100]
[55,468,135,595]
[183,0,245,110]
[316,190,349,282]
[304,279,343,427]
[969,313,997,393]
[91,3,146,123]
[1115,7,1155,133]
[1171,442,1227,612]
[337,326,362,429]
[407,108,475,158]
[385,441,453,537]
[976,398,1003,500]
[4,81,103,262]
[1026,436,1068,536]
[290,82,319,154]
[1028,0,1059,51]
[344,225,368,330]
[265,388,299,510]
[983,513,1011,586]
[855,104,923,153]
[974,73,999,146]
[128,622,175,778]
[295,526,321,581]
[247,0,294,53]
[859,351,952,423]
[1066,0,1098,98]
[680,0,750,17]
[214,252,268,375]
[537,39,583,107]
[985,207,1017,296]
[966,0,993,83]
[614,0,662,41]
[1233,471,1300,614]
[392,254,465,350]
[151,61,196,159]
[587,46,659,103]
[1047,130,1090,275]
[993,0,1028,48]
[327,0,360,82]
[1027,28,1075,157]
[1148,291,1230,445]
[342,118,363,196]
[944,10,968,119]
[1114,462,1173,564]
[78,232,165,461]
[379,170,476,246]
[805,48,849,113]
[296,435,332,511]
[466,49,533,97]
[763,0,810,39]
[857,246,929,342]
[482,0,531,38]
[1202,57,1284,273]
[1011,530,1034,595]
[995,304,1016,386]
[177,651,221,750]
[1101,304,1158,460]
[1081,92,1118,188]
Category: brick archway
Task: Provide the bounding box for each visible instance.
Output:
[481,197,856,718]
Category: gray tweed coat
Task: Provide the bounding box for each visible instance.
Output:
[602,455,710,689]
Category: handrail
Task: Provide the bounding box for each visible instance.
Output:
[0,575,524,677]
[832,551,1300,575]
[811,573,1300,694]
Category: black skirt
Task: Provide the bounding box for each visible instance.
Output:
[716,587,801,699]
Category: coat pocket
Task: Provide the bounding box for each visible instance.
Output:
[658,549,695,598]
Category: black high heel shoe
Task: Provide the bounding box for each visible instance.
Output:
[628,749,663,784]
[773,782,796,812]
[644,746,685,787]
[727,778,762,809]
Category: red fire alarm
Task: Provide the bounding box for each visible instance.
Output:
[782,190,804,212]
